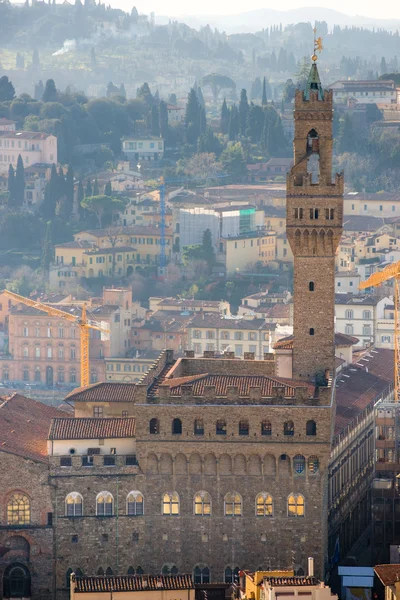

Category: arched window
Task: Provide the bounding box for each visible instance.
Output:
[7,493,30,525]
[149,418,159,434]
[97,568,104,576]
[172,418,182,434]
[162,565,178,575]
[306,420,316,436]
[224,492,242,516]
[308,456,319,474]
[96,491,113,516]
[194,566,210,584]
[127,491,144,516]
[288,494,305,517]
[216,420,227,435]
[224,567,240,584]
[65,492,83,517]
[194,419,204,435]
[194,491,211,516]
[3,564,31,598]
[136,566,144,575]
[345,309,354,319]
[239,420,249,436]
[162,492,179,515]
[345,324,354,335]
[309,281,314,291]
[256,493,273,516]
[284,421,294,436]
[293,454,306,475]
[106,567,113,576]
[127,567,135,575]
[261,420,272,436]
[75,569,84,577]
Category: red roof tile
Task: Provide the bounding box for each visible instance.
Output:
[0,393,68,462]
[49,417,136,440]
[65,382,138,403]
[263,577,319,587]
[273,333,359,350]
[73,574,194,593]
[375,564,400,587]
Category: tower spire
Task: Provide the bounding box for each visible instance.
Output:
[304,28,324,100]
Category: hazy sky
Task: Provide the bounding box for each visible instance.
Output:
[128,0,400,19]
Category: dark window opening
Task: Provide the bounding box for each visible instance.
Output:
[310,208,319,219]
[172,418,182,434]
[104,456,115,466]
[261,421,272,436]
[194,419,204,435]
[309,328,315,336]
[239,420,249,436]
[306,420,317,436]
[309,281,314,291]
[216,420,227,435]
[149,418,159,434]
[284,421,294,436]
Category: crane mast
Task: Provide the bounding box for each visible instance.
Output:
[3,290,109,388]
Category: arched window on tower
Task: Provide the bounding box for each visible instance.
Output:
[306,129,320,183]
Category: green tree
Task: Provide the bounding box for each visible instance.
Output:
[197,128,222,156]
[239,88,249,136]
[93,178,100,196]
[246,103,264,143]
[0,76,15,102]
[262,76,268,106]
[185,88,201,145]
[14,154,25,207]
[228,105,239,141]
[7,164,15,205]
[65,165,74,218]
[85,179,93,197]
[220,142,247,181]
[151,104,160,136]
[77,179,85,219]
[41,164,60,219]
[80,195,126,228]
[202,228,215,268]
[42,79,58,103]
[337,114,356,153]
[201,73,236,104]
[159,100,169,141]
[296,57,311,89]
[283,78,296,103]
[182,152,221,182]
[220,98,230,134]
[41,221,53,271]
[251,77,262,101]
[104,181,112,196]
[137,82,153,105]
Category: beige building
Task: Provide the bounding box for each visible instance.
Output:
[217,232,276,274]
[276,234,293,263]
[105,351,162,382]
[0,131,57,174]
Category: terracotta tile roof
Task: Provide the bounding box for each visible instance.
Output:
[335,348,394,435]
[0,393,68,462]
[166,374,313,399]
[267,304,290,318]
[73,574,194,593]
[375,565,400,587]
[263,577,319,587]
[65,382,138,403]
[49,417,135,440]
[273,333,359,350]
[189,314,274,330]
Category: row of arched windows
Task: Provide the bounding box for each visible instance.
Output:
[65,491,306,518]
[150,418,317,437]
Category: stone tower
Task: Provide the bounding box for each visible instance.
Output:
[286,61,344,381]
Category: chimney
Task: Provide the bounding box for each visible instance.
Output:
[308,557,314,578]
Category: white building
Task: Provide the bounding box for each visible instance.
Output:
[0,131,57,174]
[167,104,184,124]
[330,79,397,105]
[335,271,361,295]
[0,118,16,132]
[335,294,392,346]
[122,137,164,161]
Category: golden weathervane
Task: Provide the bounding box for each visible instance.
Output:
[312,27,323,62]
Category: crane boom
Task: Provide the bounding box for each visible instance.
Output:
[3,290,110,388]
[359,260,400,402]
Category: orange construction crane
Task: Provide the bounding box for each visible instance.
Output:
[359,260,400,401]
[3,290,110,388]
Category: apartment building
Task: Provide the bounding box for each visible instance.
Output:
[335,294,392,346]
[0,131,57,174]
[187,313,275,359]
[217,231,276,274]
[122,136,164,161]
[105,350,162,382]
[330,79,397,105]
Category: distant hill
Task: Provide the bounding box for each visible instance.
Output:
[156,7,400,33]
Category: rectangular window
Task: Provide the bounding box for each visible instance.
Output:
[35,347,40,358]
[59,328,64,338]
[47,347,52,358]
[294,207,303,219]
[70,347,76,359]
[93,406,103,418]
[23,346,29,357]
[310,208,319,219]
[235,344,243,356]
[23,327,29,337]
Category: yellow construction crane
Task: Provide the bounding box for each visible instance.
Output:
[359,260,400,401]
[3,290,110,388]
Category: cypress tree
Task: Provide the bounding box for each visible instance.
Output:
[7,164,15,205]
[151,104,160,136]
[262,76,268,106]
[104,181,112,196]
[220,98,230,134]
[15,155,25,207]
[66,165,74,218]
[159,100,169,142]
[85,179,93,197]
[93,178,100,196]
[199,107,206,135]
[184,88,201,145]
[41,221,53,271]
[78,180,85,219]
[41,164,59,219]
[239,89,249,136]
[228,105,239,141]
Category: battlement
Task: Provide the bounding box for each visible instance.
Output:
[286,171,344,196]
[294,88,333,109]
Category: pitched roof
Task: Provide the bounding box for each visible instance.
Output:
[335,293,381,306]
[273,333,359,350]
[375,565,400,587]
[49,417,136,440]
[263,576,320,587]
[189,314,274,330]
[65,381,138,403]
[0,393,68,462]
[161,374,314,399]
[73,574,194,593]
